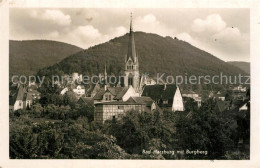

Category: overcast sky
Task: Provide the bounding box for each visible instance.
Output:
[10,8,250,62]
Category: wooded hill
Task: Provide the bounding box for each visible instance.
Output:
[9,40,82,76]
[228,61,250,74]
[37,32,247,79]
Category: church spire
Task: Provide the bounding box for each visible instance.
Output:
[126,12,137,63]
[124,12,140,92]
[130,12,133,32]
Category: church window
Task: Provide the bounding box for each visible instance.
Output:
[128,76,133,86]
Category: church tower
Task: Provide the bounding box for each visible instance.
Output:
[124,13,139,92]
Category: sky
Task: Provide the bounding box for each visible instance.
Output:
[9,8,250,62]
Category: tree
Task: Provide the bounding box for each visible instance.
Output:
[63,91,77,109]
[30,103,43,118]
[184,97,198,112]
[10,126,39,159]
[174,99,238,159]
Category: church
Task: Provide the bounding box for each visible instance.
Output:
[93,14,184,123]
[124,14,140,92]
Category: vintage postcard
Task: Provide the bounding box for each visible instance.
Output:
[0,0,260,168]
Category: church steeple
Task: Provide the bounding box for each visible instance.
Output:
[126,12,137,63]
[124,12,140,92]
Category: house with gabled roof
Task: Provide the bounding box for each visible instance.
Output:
[9,85,34,111]
[93,85,139,104]
[127,96,160,112]
[90,83,101,97]
[77,97,94,106]
[10,85,24,111]
[94,96,159,123]
[239,100,250,112]
[9,83,40,111]
[141,84,184,112]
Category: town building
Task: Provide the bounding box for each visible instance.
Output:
[9,84,40,111]
[93,85,139,104]
[94,96,156,123]
[239,100,250,112]
[77,97,94,106]
[90,83,101,98]
[72,72,83,83]
[213,91,226,101]
[182,90,202,107]
[233,85,247,92]
[72,85,85,97]
[215,100,232,113]
[141,84,184,112]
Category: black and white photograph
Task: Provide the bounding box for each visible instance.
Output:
[8,7,251,160]
[1,0,260,167]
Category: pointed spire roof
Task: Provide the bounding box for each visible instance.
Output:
[126,12,137,62]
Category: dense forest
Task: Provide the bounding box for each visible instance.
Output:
[36,32,248,79]
[9,40,82,76]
